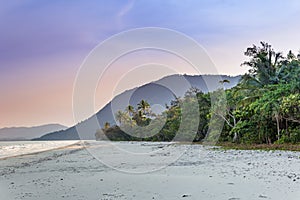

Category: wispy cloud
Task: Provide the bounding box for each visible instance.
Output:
[117,0,135,17]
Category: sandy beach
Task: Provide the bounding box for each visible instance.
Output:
[1,141,300,200]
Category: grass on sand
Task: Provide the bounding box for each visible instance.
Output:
[216,142,300,151]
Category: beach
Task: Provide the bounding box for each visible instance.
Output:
[1,141,300,200]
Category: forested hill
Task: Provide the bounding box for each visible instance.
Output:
[34,74,241,140]
[97,42,300,145]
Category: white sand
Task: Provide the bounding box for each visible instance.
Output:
[1,141,300,200]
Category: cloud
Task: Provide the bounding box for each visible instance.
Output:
[117,0,135,17]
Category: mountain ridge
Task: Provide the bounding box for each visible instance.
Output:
[0,124,67,141]
[35,74,241,141]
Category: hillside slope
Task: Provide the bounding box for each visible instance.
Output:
[35,74,241,140]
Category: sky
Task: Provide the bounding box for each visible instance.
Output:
[1,0,300,128]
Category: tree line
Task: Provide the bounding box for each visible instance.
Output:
[96,42,300,144]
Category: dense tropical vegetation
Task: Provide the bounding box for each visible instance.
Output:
[96,42,300,145]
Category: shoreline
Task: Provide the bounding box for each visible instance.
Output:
[0,141,82,160]
[2,139,300,160]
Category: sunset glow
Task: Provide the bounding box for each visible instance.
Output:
[1,0,300,127]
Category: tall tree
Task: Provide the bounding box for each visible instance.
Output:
[126,105,135,117]
[242,41,283,86]
[137,100,151,118]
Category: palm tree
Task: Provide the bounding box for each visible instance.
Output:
[242,41,283,86]
[115,110,126,125]
[137,100,150,118]
[126,105,135,117]
[236,42,285,107]
[104,122,110,130]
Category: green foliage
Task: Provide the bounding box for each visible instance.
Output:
[281,93,300,123]
[288,127,300,144]
[96,42,300,145]
[96,89,211,142]
[231,42,300,144]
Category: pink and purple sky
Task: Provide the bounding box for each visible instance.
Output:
[1,0,300,128]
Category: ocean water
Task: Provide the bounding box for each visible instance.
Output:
[0,141,78,159]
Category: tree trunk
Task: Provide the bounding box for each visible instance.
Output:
[286,119,289,138]
[233,132,238,143]
[232,116,238,143]
[275,115,280,141]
